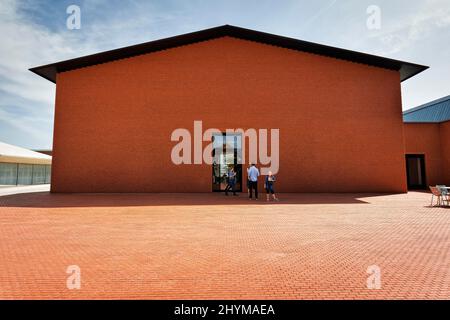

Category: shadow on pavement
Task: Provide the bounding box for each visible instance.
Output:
[0,191,396,208]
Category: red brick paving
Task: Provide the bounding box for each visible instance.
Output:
[0,192,449,299]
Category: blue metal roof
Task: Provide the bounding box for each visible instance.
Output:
[403,95,450,123]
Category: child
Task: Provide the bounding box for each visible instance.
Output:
[225,166,237,196]
[265,171,278,201]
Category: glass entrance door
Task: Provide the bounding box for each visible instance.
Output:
[212,133,242,192]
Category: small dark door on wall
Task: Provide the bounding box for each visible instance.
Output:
[405,154,426,190]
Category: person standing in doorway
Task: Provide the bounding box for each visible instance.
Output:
[225,166,237,196]
[265,171,279,201]
[248,163,260,200]
[246,165,251,197]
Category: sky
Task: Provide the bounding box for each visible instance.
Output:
[0,0,449,149]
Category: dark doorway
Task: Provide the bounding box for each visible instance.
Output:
[405,154,426,190]
[212,133,242,192]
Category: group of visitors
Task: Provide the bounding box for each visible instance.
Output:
[224,164,279,201]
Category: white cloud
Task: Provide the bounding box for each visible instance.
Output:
[0,0,184,148]
[363,0,450,55]
[0,1,70,147]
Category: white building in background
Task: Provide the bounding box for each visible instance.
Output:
[0,141,51,185]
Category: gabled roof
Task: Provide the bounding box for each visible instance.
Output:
[403,95,450,123]
[0,141,52,165]
[30,24,428,83]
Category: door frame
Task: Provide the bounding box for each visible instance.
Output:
[211,132,243,192]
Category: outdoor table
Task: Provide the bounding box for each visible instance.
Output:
[442,187,450,206]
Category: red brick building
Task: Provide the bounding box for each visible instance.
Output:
[31,25,444,193]
[403,96,450,189]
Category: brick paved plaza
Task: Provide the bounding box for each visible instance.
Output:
[0,191,448,299]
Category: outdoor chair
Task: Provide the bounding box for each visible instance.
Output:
[429,186,443,206]
[437,185,450,206]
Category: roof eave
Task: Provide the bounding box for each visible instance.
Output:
[29,24,429,83]
[29,65,57,84]
[399,64,429,82]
